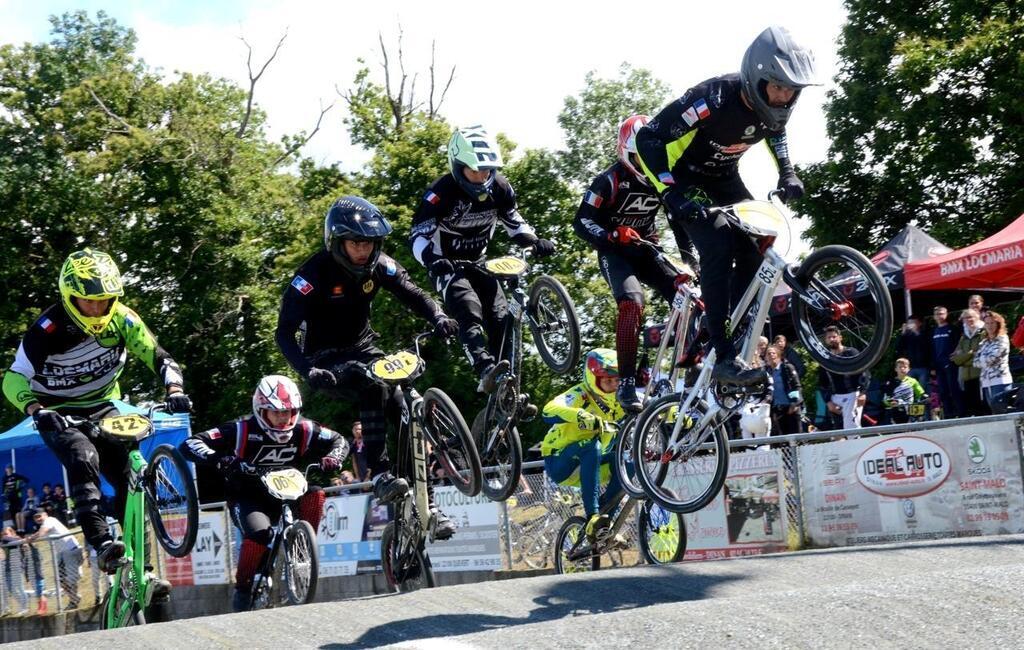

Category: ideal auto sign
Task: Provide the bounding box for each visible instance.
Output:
[855,436,952,498]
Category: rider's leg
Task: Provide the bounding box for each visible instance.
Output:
[424,481,457,541]
[231,499,273,611]
[443,271,507,393]
[600,251,647,411]
[296,487,325,531]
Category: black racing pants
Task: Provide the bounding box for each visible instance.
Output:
[436,265,508,374]
[38,403,128,551]
[669,168,762,361]
[315,344,408,479]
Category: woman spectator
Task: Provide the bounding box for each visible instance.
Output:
[974,311,1013,410]
[765,345,803,435]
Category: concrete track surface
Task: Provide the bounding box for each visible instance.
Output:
[15,534,1024,649]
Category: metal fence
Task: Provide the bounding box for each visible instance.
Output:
[0,527,104,616]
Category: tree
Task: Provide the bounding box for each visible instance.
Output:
[799,1,1024,252]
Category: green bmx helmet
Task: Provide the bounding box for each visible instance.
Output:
[58,248,124,335]
[448,125,504,201]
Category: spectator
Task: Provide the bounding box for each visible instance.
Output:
[3,466,29,531]
[2,527,29,615]
[754,336,770,368]
[931,306,962,419]
[50,484,70,525]
[895,316,930,388]
[952,308,988,417]
[882,358,927,424]
[773,334,806,378]
[968,294,988,319]
[339,470,356,485]
[27,508,82,609]
[350,421,370,482]
[818,326,870,431]
[974,311,1012,411]
[87,547,106,607]
[39,483,54,515]
[18,487,39,534]
[766,345,803,435]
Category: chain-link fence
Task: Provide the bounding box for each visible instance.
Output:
[0,527,105,616]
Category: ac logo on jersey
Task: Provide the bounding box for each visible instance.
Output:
[620,193,661,215]
[253,446,297,464]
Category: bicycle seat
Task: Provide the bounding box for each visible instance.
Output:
[97,414,153,442]
[482,256,529,278]
[370,350,424,385]
[261,467,308,501]
[723,200,792,255]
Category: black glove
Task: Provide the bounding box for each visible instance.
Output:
[320,456,342,472]
[306,367,337,390]
[33,409,67,435]
[433,316,459,339]
[777,172,804,202]
[166,392,192,414]
[216,455,240,473]
[532,238,556,258]
[428,258,455,278]
[661,187,707,222]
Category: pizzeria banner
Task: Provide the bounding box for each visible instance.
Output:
[800,420,1024,546]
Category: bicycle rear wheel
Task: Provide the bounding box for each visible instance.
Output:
[283,520,319,605]
[145,444,199,558]
[791,244,893,375]
[638,499,686,564]
[101,568,145,629]
[528,275,581,375]
[381,521,435,592]
[554,516,599,574]
[473,409,523,502]
[633,393,729,514]
[422,388,482,497]
[614,415,646,499]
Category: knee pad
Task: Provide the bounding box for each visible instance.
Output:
[248,527,274,547]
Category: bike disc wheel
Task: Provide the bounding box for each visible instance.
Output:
[614,415,646,500]
[422,388,482,497]
[381,522,435,592]
[527,274,581,375]
[472,409,523,502]
[554,516,599,574]
[145,444,199,558]
[633,393,729,514]
[101,567,145,629]
[283,520,319,605]
[638,499,687,564]
[791,244,893,375]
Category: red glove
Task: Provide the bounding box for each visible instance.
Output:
[608,226,641,245]
[320,456,341,472]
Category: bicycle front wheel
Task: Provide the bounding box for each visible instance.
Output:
[791,244,893,375]
[633,393,729,514]
[381,521,435,592]
[283,520,319,605]
[422,388,482,497]
[146,444,199,557]
[101,567,145,629]
[554,516,599,574]
[473,409,523,502]
[638,499,687,564]
[527,275,581,375]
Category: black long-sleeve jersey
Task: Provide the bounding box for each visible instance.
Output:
[409,173,536,266]
[275,250,444,377]
[636,73,795,192]
[573,161,663,252]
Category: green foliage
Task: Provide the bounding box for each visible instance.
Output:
[798,1,1024,252]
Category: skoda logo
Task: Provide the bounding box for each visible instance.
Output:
[902,499,915,519]
[967,436,986,464]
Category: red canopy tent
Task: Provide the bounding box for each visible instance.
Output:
[905,213,1024,290]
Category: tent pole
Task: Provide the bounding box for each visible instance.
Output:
[904,288,913,317]
[62,465,70,495]
[10,449,14,472]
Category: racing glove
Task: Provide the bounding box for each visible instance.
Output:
[433,316,459,339]
[166,392,193,414]
[33,409,67,435]
[306,367,337,390]
[320,456,342,472]
[532,238,556,258]
[777,172,805,202]
[608,226,641,246]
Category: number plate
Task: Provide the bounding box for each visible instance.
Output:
[909,404,925,416]
[508,299,522,320]
[262,467,307,501]
[370,351,422,381]
[755,259,779,286]
[484,256,529,277]
[99,414,153,441]
[671,291,687,312]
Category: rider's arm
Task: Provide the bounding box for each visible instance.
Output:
[275,277,315,378]
[2,368,36,415]
[542,387,602,440]
[783,363,803,404]
[304,421,350,465]
[635,84,707,194]
[378,255,446,324]
[764,131,797,176]
[179,423,236,465]
[4,314,58,414]
[493,177,537,246]
[572,173,616,251]
[115,304,185,391]
[410,188,445,267]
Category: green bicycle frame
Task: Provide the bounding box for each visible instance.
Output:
[105,447,150,627]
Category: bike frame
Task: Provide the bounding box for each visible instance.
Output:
[397,387,432,545]
[105,447,150,627]
[481,267,529,457]
[250,501,292,606]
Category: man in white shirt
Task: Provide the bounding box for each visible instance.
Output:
[27,508,83,609]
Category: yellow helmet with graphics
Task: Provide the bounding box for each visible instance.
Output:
[58,248,124,335]
[582,348,619,410]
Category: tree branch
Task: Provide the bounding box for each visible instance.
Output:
[427,41,455,118]
[237,30,288,138]
[272,100,335,167]
[85,85,134,134]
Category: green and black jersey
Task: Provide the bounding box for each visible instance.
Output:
[3,302,183,413]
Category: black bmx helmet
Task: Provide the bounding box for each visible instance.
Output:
[739,26,820,131]
[323,196,393,277]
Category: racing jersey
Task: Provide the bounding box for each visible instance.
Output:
[573,161,662,251]
[636,73,796,192]
[883,376,926,404]
[540,384,623,457]
[3,302,183,413]
[3,472,28,501]
[179,415,348,498]
[410,173,536,266]
[275,250,444,377]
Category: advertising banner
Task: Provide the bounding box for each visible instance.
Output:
[317,493,371,577]
[677,448,790,560]
[800,420,1024,546]
[426,486,502,572]
[191,511,229,584]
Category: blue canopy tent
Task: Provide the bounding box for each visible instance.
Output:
[0,400,192,502]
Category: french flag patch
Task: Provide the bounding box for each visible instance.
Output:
[291,275,314,295]
[425,191,440,205]
[584,191,603,208]
[38,317,56,333]
[658,172,675,185]
[694,98,711,120]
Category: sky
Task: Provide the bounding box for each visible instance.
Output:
[3,0,849,257]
